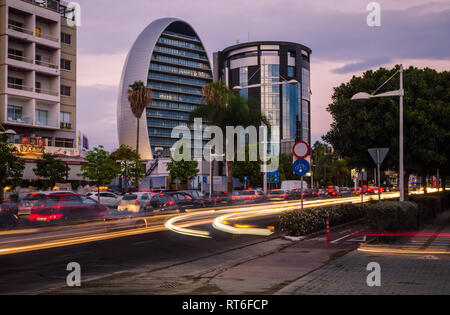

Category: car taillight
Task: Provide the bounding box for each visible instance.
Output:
[147,202,150,206]
[135,200,139,204]
[118,200,121,205]
[280,194,286,198]
[168,201,174,206]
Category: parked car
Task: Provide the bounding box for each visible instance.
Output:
[291,188,313,200]
[266,190,292,201]
[325,186,340,197]
[29,193,107,223]
[340,187,352,196]
[165,191,206,211]
[0,200,20,228]
[86,191,121,208]
[237,190,265,204]
[117,192,178,213]
[18,191,76,218]
[180,190,210,205]
[208,192,233,206]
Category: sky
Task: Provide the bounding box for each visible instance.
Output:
[74,0,450,152]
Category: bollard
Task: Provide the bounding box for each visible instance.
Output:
[326,218,330,244]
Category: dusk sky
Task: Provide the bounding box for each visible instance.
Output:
[75,0,450,152]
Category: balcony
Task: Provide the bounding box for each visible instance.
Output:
[8,24,34,36]
[7,83,34,92]
[35,119,58,128]
[8,53,34,65]
[35,59,58,69]
[7,115,33,126]
[36,87,59,97]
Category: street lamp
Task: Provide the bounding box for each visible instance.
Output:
[351,64,405,201]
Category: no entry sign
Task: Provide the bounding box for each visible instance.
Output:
[293,141,310,159]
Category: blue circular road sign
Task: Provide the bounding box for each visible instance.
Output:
[293,159,310,177]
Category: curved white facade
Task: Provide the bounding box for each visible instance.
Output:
[117,18,212,160]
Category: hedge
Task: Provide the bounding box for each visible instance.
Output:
[279,192,450,237]
[279,203,367,236]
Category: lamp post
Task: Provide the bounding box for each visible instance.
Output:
[351,64,405,201]
[208,145,224,198]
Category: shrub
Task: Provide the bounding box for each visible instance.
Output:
[366,201,418,240]
[279,203,366,236]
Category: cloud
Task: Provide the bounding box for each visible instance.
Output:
[331,57,392,74]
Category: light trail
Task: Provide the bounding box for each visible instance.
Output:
[0,189,436,255]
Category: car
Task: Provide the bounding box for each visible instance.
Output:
[86,191,121,208]
[266,190,292,201]
[326,186,340,197]
[29,193,107,223]
[208,192,233,206]
[165,191,206,210]
[367,186,384,194]
[117,192,178,213]
[0,200,20,228]
[340,187,352,196]
[18,191,76,218]
[291,188,313,200]
[237,190,265,204]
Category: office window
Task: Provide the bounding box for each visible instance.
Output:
[61,85,71,96]
[288,66,295,78]
[61,58,71,70]
[61,32,72,45]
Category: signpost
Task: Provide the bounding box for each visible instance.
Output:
[368,148,389,201]
[293,142,311,211]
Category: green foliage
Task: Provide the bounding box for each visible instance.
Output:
[118,158,145,187]
[167,158,199,185]
[323,66,450,179]
[79,146,119,188]
[0,134,25,200]
[110,144,139,161]
[33,153,70,190]
[310,141,350,186]
[366,201,418,241]
[279,204,367,236]
[190,81,269,191]
[232,144,263,188]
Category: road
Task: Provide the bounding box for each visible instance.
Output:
[0,192,400,294]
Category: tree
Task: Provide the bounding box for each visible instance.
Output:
[79,146,119,203]
[166,158,199,189]
[33,153,70,190]
[190,81,269,192]
[110,145,142,192]
[232,144,263,188]
[323,66,450,196]
[0,134,25,201]
[127,80,152,188]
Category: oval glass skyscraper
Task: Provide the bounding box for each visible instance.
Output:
[117,18,213,159]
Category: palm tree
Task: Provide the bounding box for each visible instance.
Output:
[127,80,152,189]
[190,81,269,192]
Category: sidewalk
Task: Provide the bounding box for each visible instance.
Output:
[45,212,450,295]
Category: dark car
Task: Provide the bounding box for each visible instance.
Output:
[165,191,206,211]
[144,193,179,213]
[237,190,265,204]
[266,190,292,201]
[30,193,107,223]
[340,187,353,196]
[208,192,233,206]
[0,200,20,228]
[326,186,340,197]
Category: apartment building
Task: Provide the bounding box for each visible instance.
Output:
[0,0,77,150]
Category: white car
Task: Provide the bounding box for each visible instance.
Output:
[87,192,121,208]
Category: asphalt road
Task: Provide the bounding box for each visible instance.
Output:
[0,214,278,294]
[0,192,401,294]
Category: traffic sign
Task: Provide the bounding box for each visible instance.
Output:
[293,141,310,159]
[267,171,279,184]
[293,159,310,177]
[368,148,389,165]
